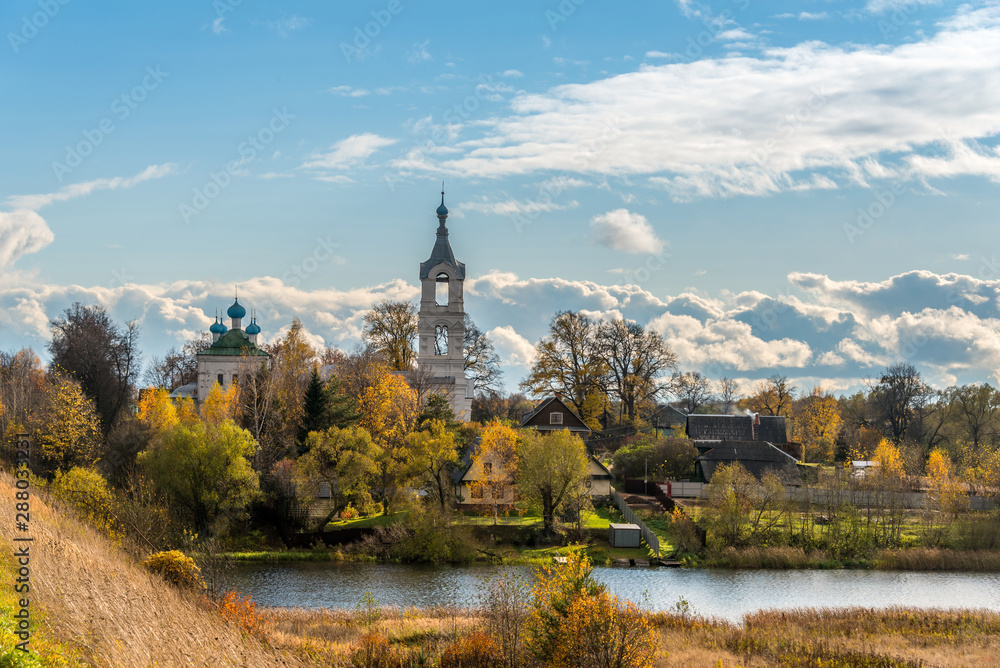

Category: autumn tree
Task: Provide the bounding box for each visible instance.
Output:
[946,383,1000,450]
[464,315,503,394]
[703,462,788,548]
[265,319,317,448]
[0,349,48,446]
[201,382,240,426]
[673,371,713,414]
[926,449,967,519]
[517,429,590,535]
[358,372,419,511]
[235,355,285,473]
[520,311,608,430]
[36,376,102,472]
[472,420,520,523]
[742,374,797,417]
[295,425,379,530]
[138,420,260,530]
[791,386,842,463]
[596,318,677,425]
[49,302,139,433]
[144,332,211,390]
[362,299,417,371]
[405,419,460,508]
[472,391,535,424]
[137,387,180,433]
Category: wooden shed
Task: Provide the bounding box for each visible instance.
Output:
[608,523,641,548]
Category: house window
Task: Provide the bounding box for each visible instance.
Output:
[550,412,564,425]
[470,485,484,499]
[435,325,449,355]
[435,273,450,306]
[217,373,224,386]
[490,483,502,499]
[483,462,492,475]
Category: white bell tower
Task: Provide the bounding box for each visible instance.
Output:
[417,188,473,419]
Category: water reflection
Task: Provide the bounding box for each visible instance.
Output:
[220,562,1000,623]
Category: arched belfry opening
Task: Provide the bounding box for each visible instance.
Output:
[417,186,473,419]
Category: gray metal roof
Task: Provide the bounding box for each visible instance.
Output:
[686,414,787,443]
[695,440,799,482]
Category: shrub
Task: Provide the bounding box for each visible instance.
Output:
[439,631,501,668]
[141,550,205,590]
[553,591,656,668]
[350,632,400,668]
[217,591,274,642]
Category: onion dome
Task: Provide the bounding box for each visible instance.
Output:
[227,298,246,320]
[209,317,227,334]
[436,187,448,217]
[245,318,261,335]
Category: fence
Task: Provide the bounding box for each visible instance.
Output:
[669,481,706,498]
[610,487,660,557]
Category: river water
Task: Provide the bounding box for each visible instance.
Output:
[220,562,1000,622]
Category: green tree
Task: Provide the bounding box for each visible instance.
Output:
[612,435,697,481]
[138,419,260,530]
[703,462,786,548]
[517,429,590,535]
[418,393,458,427]
[295,425,379,530]
[406,419,460,508]
[298,368,330,446]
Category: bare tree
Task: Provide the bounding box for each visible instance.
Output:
[362,300,417,371]
[673,371,714,414]
[866,362,925,443]
[49,303,139,434]
[745,374,797,416]
[596,318,677,424]
[464,315,503,394]
[717,377,740,414]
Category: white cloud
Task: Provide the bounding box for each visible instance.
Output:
[407,40,433,65]
[415,6,1000,200]
[301,134,397,171]
[329,86,370,97]
[7,163,179,211]
[865,0,940,13]
[488,325,536,366]
[645,50,675,59]
[211,18,227,34]
[798,11,828,20]
[501,69,523,78]
[268,14,310,37]
[459,197,578,217]
[0,210,54,268]
[590,209,665,254]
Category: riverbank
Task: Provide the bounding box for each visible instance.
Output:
[263,604,1000,667]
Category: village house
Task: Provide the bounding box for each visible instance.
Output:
[452,396,613,507]
[686,413,800,483]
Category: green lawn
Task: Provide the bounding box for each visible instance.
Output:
[323,511,398,531]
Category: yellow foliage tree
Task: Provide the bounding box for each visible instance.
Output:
[552,590,655,668]
[137,387,179,433]
[37,378,101,470]
[791,386,842,463]
[201,382,240,425]
[471,420,520,523]
[358,373,419,448]
[926,449,967,517]
[871,438,906,482]
[405,420,460,509]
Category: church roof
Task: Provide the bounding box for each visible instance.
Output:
[196,328,270,357]
[419,192,465,280]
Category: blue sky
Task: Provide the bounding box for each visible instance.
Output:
[3,0,1000,396]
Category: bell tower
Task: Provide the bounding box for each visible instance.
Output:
[417,188,473,419]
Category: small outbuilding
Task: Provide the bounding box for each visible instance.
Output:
[608,523,641,548]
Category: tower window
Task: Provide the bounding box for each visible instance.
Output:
[435,272,449,306]
[217,374,224,386]
[435,325,449,355]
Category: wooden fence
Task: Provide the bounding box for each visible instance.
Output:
[610,487,660,557]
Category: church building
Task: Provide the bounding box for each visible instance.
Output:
[417,191,473,419]
[194,297,271,401]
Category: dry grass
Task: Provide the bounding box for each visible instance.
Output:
[0,472,306,668]
[877,547,1000,571]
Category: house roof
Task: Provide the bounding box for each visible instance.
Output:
[652,405,688,427]
[196,329,270,358]
[451,437,480,484]
[589,455,613,480]
[519,396,592,434]
[686,414,787,443]
[419,218,465,280]
[696,440,799,482]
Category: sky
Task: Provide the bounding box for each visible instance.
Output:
[2,0,1000,396]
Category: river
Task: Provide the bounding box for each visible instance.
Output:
[220,562,1000,622]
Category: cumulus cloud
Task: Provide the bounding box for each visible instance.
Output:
[0,210,54,268]
[590,209,665,254]
[328,86,370,97]
[5,268,1000,392]
[413,6,1000,201]
[301,133,397,172]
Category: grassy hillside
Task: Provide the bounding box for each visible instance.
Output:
[0,472,304,668]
